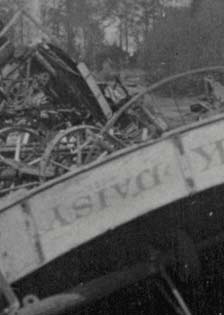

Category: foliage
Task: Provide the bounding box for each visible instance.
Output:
[94,44,129,70]
[142,0,224,80]
[1,0,223,76]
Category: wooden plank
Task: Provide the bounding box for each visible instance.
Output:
[2,115,224,282]
[77,63,113,120]
[0,205,41,283]
[29,138,187,263]
[142,104,169,132]
[181,120,224,191]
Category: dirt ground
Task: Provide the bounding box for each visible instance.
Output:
[148,94,198,128]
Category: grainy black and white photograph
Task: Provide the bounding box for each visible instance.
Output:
[0,0,224,314]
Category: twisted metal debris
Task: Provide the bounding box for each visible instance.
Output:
[1,10,224,198]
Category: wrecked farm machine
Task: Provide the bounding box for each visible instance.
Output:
[0,40,124,195]
[0,33,170,197]
[3,8,224,315]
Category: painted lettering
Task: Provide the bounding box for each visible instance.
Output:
[37,205,70,233]
[44,196,93,232]
[134,165,161,196]
[72,195,93,219]
[192,139,224,171]
[112,178,131,199]
[53,206,70,226]
[41,163,171,234]
[98,188,109,210]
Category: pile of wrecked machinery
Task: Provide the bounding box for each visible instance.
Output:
[2,12,224,315]
[0,40,170,197]
[1,17,224,199]
[0,37,224,200]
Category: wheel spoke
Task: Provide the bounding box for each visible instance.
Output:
[76,131,82,166]
[50,159,71,171]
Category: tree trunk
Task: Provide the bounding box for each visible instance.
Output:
[123,2,129,52]
[28,0,41,40]
[65,0,74,55]
[119,20,123,50]
[124,18,129,52]
[142,3,150,67]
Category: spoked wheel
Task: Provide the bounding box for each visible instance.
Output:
[0,126,45,196]
[40,125,122,181]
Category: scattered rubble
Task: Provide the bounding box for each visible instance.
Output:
[1,13,224,198]
[0,40,168,198]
